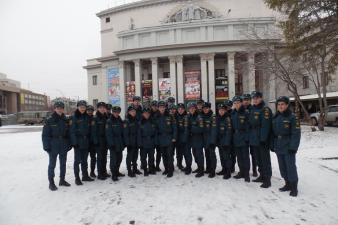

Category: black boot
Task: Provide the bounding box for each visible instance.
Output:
[49,179,58,191]
[253,175,264,183]
[112,174,119,181]
[195,168,204,178]
[82,174,94,182]
[184,167,192,175]
[97,173,107,180]
[208,171,216,178]
[279,180,291,192]
[233,172,243,179]
[243,172,250,182]
[128,171,136,178]
[253,169,258,177]
[134,168,143,175]
[223,170,231,180]
[289,182,298,197]
[230,166,235,173]
[216,169,225,176]
[149,168,156,175]
[155,165,161,172]
[192,168,199,173]
[117,171,125,177]
[260,177,271,188]
[103,172,111,178]
[144,169,149,177]
[90,171,96,178]
[75,177,83,185]
[167,172,173,178]
[162,170,168,175]
[59,179,71,187]
[177,163,184,171]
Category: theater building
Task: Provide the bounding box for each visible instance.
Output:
[84,0,313,116]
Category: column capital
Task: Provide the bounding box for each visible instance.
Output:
[133,59,141,67]
[175,55,183,63]
[227,52,236,59]
[151,57,158,65]
[118,60,124,68]
[168,56,176,64]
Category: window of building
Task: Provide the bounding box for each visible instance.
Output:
[303,76,309,89]
[105,17,110,23]
[92,75,98,86]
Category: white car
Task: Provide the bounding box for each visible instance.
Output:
[310,105,338,126]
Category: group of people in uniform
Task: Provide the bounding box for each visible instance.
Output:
[42,91,301,197]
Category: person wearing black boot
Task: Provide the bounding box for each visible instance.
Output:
[87,105,97,178]
[187,102,205,178]
[124,105,141,177]
[201,102,217,178]
[176,103,192,175]
[70,100,94,185]
[155,101,177,178]
[169,104,181,170]
[248,91,273,188]
[138,107,157,176]
[243,93,258,177]
[106,106,125,181]
[231,96,250,182]
[151,100,162,172]
[215,103,233,180]
[42,101,72,191]
[91,102,108,180]
[271,96,301,197]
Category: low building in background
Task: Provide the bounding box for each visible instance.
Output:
[19,89,48,112]
[0,73,21,115]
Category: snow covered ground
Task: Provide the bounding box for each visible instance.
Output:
[0,126,338,225]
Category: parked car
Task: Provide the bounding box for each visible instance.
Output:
[310,105,338,126]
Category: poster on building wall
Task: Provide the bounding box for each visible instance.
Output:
[107,68,120,106]
[215,69,229,101]
[142,80,153,104]
[126,81,136,105]
[159,78,171,100]
[184,71,201,100]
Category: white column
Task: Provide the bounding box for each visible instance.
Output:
[200,54,208,101]
[151,57,159,101]
[176,55,184,103]
[169,56,177,99]
[248,52,256,93]
[133,59,142,97]
[227,52,236,99]
[208,53,216,111]
[119,61,126,119]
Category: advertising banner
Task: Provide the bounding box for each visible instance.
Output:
[142,80,153,104]
[125,81,136,105]
[159,78,171,100]
[184,71,201,100]
[107,68,120,106]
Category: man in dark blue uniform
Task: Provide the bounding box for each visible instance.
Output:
[150,100,162,172]
[106,104,113,119]
[42,101,72,191]
[106,106,125,181]
[215,103,232,179]
[176,103,192,174]
[243,93,258,177]
[224,100,237,174]
[187,102,205,178]
[70,100,94,185]
[124,105,141,177]
[131,96,143,121]
[137,107,157,176]
[248,91,273,188]
[86,105,97,178]
[201,102,217,178]
[91,102,109,180]
[169,104,180,169]
[196,99,204,115]
[271,96,301,197]
[231,96,250,182]
[155,101,177,178]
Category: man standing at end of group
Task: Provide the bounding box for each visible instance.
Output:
[42,101,72,191]
[271,96,301,197]
[248,91,272,188]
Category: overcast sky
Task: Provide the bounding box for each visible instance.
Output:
[0,0,140,100]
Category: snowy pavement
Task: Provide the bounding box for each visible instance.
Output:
[0,126,338,225]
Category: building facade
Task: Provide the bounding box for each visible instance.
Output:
[84,0,338,117]
[0,73,21,114]
[19,89,49,112]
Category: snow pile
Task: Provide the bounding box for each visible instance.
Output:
[0,126,337,225]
